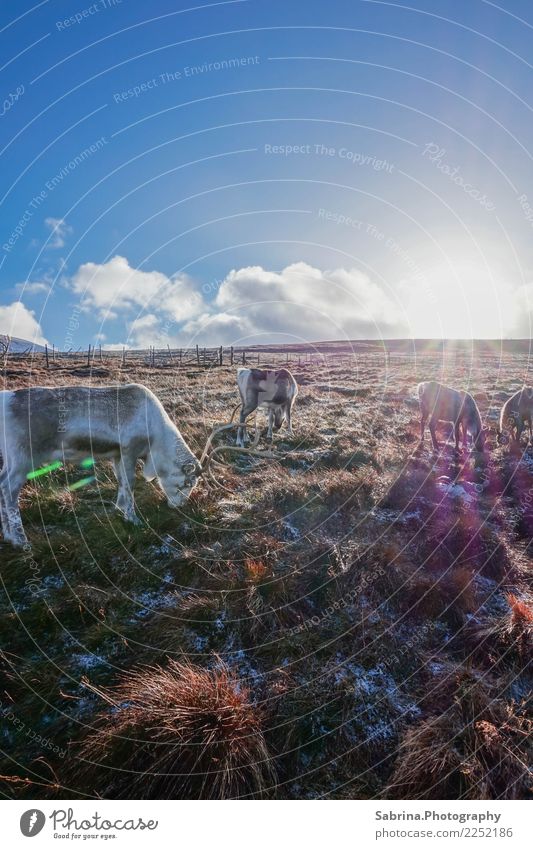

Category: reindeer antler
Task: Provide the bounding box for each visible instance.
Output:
[198,413,283,490]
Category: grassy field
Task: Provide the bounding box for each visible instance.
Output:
[0,349,532,799]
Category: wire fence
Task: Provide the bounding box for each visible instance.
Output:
[2,339,533,376]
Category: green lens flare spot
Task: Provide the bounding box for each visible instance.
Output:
[80,457,95,468]
[68,475,96,491]
[27,461,63,480]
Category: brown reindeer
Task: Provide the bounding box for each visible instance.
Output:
[418,381,486,452]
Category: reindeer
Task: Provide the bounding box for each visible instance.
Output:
[418,381,486,452]
[0,384,203,548]
[236,367,298,447]
[497,387,533,445]
[0,383,286,548]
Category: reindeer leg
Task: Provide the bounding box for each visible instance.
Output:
[285,401,294,436]
[419,413,427,444]
[429,418,439,450]
[0,467,29,548]
[236,404,255,447]
[266,409,274,443]
[454,421,462,450]
[112,455,140,525]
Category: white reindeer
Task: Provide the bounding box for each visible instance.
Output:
[418,381,486,452]
[0,384,201,548]
[236,367,298,447]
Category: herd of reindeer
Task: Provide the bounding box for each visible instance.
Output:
[0,366,531,548]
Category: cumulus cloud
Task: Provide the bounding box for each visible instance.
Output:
[15,281,51,296]
[65,255,204,323]
[62,254,530,347]
[0,302,48,345]
[212,262,405,342]
[45,217,72,249]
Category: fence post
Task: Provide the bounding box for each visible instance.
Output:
[196,344,200,366]
[167,344,173,362]
[230,346,234,365]
[87,344,91,367]
[52,343,55,362]
[179,348,182,366]
[122,346,126,367]
[219,345,223,366]
[45,344,49,369]
[242,350,246,365]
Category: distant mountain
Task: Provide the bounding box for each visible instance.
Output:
[0,334,46,353]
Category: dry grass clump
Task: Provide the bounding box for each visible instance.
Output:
[466,593,533,669]
[73,659,276,799]
[402,565,478,626]
[386,675,532,799]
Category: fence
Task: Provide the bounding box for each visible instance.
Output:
[3,342,533,375]
[2,343,330,371]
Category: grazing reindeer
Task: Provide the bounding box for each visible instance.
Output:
[0,384,201,548]
[236,367,298,447]
[418,381,486,452]
[497,387,533,445]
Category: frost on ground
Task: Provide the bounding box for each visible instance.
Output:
[0,347,531,800]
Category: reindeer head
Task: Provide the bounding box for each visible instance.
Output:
[273,407,284,431]
[160,456,202,508]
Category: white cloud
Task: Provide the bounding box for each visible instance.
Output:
[45,217,72,249]
[65,255,204,323]
[212,262,405,342]
[0,302,48,345]
[63,254,533,348]
[15,281,51,296]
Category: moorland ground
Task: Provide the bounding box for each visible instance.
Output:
[0,347,532,799]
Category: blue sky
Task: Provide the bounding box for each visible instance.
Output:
[2,0,533,348]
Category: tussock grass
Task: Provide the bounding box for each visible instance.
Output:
[386,673,532,799]
[72,659,276,799]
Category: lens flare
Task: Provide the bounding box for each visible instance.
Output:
[27,461,62,480]
[68,475,96,491]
